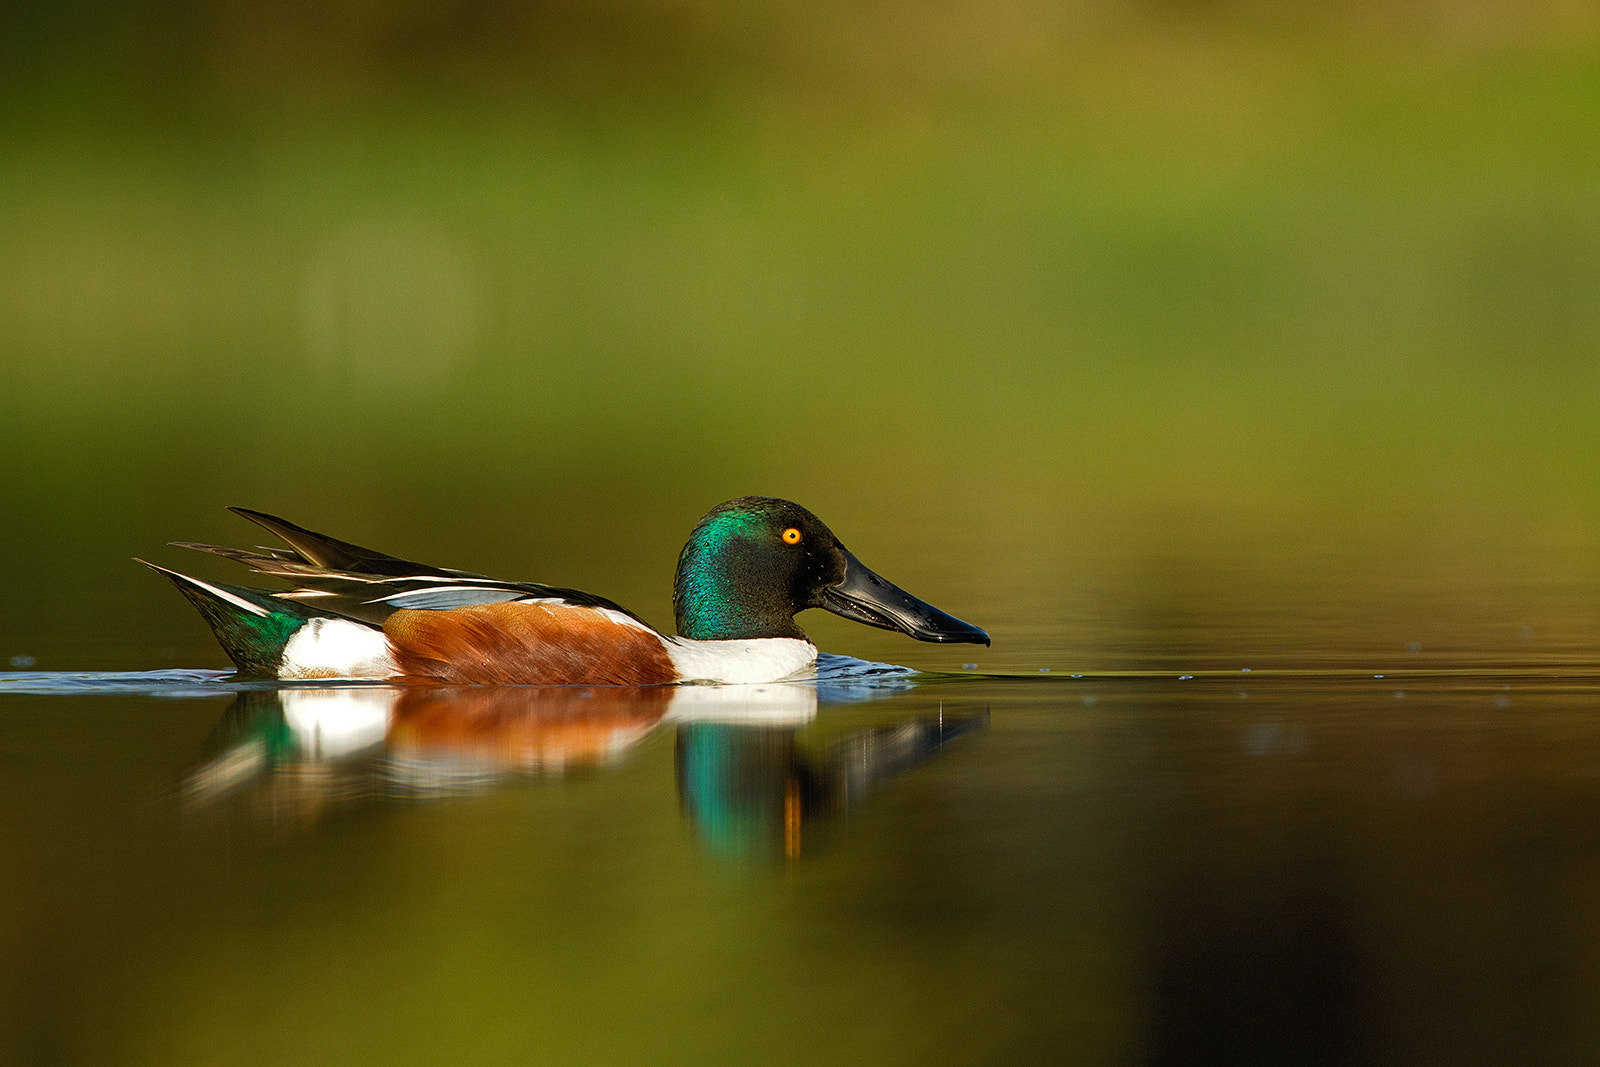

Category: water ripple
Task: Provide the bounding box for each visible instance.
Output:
[0,669,244,696]
[1,656,926,699]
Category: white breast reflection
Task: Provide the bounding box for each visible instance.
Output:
[279,686,394,758]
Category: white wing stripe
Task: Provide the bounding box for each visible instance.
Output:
[189,576,270,617]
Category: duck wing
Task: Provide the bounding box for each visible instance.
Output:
[171,508,653,629]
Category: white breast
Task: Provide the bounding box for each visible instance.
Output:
[663,637,817,685]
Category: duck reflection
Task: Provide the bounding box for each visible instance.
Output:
[182,680,986,857]
[677,714,988,861]
[387,684,676,789]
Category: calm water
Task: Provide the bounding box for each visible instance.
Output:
[6,645,1600,1064]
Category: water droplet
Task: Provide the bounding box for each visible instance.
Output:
[962,663,976,670]
[1039,667,1050,673]
[1179,674,1193,681]
[8,655,34,668]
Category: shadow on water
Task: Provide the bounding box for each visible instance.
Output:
[173,667,988,861]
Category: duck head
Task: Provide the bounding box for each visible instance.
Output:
[672,497,990,646]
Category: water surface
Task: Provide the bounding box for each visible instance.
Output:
[6,644,1600,1064]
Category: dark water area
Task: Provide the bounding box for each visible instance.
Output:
[6,651,1600,1064]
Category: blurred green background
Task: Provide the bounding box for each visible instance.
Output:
[3,0,1599,670]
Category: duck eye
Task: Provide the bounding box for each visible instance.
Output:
[781,527,802,545]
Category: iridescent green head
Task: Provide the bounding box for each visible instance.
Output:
[672,497,990,647]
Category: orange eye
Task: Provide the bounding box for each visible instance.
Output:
[781,527,802,545]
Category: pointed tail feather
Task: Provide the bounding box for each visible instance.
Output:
[226,507,486,579]
[140,561,318,675]
[165,540,370,588]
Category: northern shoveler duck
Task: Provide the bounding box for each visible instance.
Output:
[144,497,989,685]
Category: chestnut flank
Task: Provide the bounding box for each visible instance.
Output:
[383,602,679,685]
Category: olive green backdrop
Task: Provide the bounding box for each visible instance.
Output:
[3,1,1598,670]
